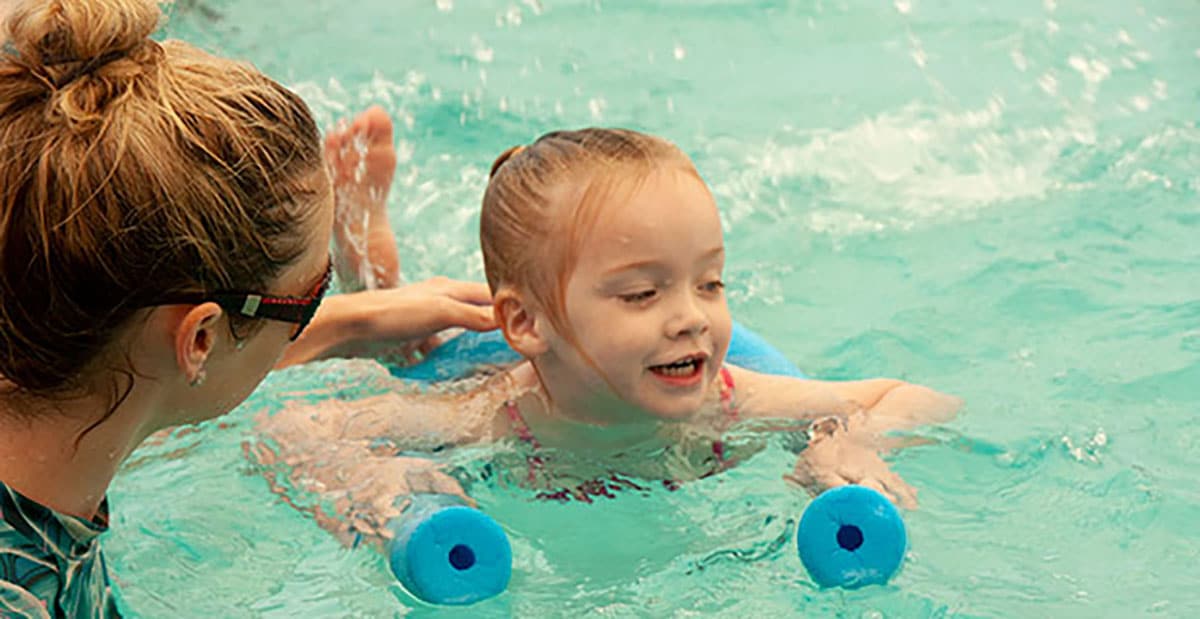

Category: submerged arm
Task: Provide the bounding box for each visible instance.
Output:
[728,366,960,509]
[253,436,468,549]
[250,408,471,551]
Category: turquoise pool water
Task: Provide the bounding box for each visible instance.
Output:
[106,0,1199,616]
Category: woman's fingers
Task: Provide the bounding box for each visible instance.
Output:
[416,334,444,357]
[454,303,497,331]
[448,281,494,305]
[418,278,493,306]
[433,295,497,331]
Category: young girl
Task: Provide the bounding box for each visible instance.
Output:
[253,108,960,550]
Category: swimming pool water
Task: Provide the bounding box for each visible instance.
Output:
[106,0,1199,616]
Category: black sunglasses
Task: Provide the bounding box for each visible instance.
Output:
[152,259,333,341]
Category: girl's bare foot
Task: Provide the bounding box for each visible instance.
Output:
[326,106,402,291]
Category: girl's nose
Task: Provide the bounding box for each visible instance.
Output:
[664,295,709,339]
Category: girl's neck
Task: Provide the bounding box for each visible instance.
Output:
[505,362,670,453]
[0,386,160,520]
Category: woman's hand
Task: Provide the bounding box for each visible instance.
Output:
[345,276,497,359]
[785,415,919,509]
[277,277,497,368]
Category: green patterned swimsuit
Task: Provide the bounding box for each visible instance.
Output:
[0,482,122,618]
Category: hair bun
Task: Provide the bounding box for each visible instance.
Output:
[4,0,162,77]
[489,145,525,179]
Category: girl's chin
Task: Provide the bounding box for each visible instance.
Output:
[640,398,707,422]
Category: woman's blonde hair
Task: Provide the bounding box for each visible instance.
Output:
[481,128,699,339]
[0,0,327,401]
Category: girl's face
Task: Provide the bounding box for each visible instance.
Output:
[537,166,733,422]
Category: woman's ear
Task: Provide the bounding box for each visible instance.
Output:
[173,302,225,385]
[493,287,550,357]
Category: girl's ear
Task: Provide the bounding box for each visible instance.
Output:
[493,287,550,357]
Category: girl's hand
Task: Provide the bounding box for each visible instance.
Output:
[331,456,476,547]
[784,416,919,509]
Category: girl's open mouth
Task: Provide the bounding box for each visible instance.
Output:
[648,355,706,385]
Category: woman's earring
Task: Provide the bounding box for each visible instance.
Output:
[190,369,207,387]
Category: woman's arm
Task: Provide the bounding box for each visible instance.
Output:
[276,278,496,369]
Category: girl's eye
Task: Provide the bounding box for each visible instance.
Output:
[701,280,725,293]
[619,289,657,303]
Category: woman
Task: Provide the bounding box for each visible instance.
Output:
[0,1,491,616]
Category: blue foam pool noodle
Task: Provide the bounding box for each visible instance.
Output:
[385,494,512,605]
[796,485,907,589]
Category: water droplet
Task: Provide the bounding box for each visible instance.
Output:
[435,0,453,12]
[893,0,911,15]
[588,97,607,120]
[673,43,686,61]
[1010,49,1028,72]
[522,0,544,16]
[503,5,523,26]
[910,46,927,68]
[471,36,495,63]
[1038,73,1058,95]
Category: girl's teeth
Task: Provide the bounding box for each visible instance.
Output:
[656,360,699,376]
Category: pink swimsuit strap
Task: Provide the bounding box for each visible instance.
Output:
[717,365,737,420]
[710,365,738,466]
[505,397,541,449]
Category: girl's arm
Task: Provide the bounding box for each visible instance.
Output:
[253,385,502,458]
[250,408,472,551]
[250,395,480,551]
[727,366,959,508]
[727,366,960,433]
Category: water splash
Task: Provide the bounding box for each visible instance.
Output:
[707,98,1073,236]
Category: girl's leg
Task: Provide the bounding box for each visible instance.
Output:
[325,106,402,292]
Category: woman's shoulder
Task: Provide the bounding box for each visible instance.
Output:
[0,483,122,618]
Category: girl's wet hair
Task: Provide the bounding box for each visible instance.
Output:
[0,0,327,404]
[481,128,699,338]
